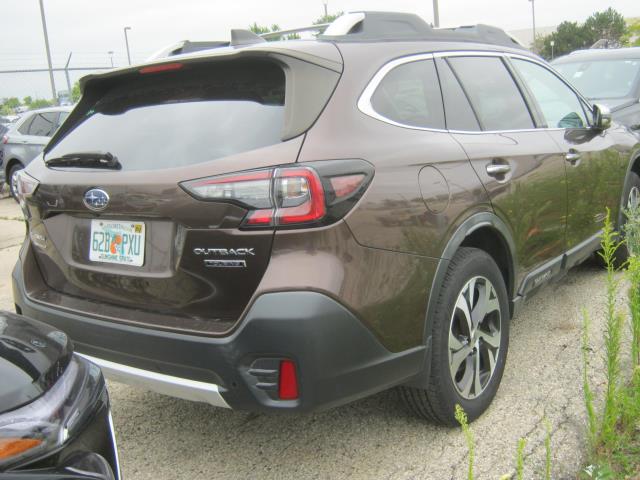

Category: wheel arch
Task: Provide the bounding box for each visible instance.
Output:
[4,158,24,182]
[425,212,517,339]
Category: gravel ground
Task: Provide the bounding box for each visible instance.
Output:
[0,196,617,479]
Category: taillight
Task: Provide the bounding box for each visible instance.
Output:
[180,160,374,229]
[1,135,8,145]
[139,62,184,74]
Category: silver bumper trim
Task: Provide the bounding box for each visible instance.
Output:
[77,353,231,409]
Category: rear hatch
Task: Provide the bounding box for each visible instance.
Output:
[23,47,342,335]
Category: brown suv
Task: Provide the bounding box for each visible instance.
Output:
[11,12,640,425]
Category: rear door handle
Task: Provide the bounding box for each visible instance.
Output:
[565,151,582,165]
[486,163,511,176]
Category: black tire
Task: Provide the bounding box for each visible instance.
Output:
[399,247,510,426]
[8,163,24,201]
[596,170,640,268]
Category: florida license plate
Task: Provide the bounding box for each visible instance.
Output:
[89,220,145,266]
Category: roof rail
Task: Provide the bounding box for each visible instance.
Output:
[260,24,330,40]
[318,11,525,49]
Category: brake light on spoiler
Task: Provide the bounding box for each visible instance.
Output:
[180,160,374,229]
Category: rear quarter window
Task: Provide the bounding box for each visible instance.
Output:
[370,59,445,130]
[46,60,286,170]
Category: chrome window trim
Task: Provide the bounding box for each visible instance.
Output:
[357,49,595,134]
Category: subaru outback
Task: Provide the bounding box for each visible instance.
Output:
[11,12,640,425]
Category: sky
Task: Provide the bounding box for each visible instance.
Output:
[0,0,638,100]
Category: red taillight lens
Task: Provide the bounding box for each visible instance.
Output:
[278,360,299,400]
[139,62,184,74]
[180,161,374,229]
[330,174,365,198]
[2,135,8,145]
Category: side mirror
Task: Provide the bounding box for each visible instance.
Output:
[592,103,612,131]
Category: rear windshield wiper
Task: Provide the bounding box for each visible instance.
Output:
[45,152,121,170]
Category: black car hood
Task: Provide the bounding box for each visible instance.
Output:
[0,311,72,414]
[590,97,637,112]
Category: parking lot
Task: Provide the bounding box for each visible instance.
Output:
[0,194,617,479]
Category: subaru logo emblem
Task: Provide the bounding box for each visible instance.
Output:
[83,188,109,211]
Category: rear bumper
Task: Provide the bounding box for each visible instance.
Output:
[13,259,426,413]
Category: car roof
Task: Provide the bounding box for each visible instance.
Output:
[553,47,640,64]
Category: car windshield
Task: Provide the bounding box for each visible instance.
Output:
[554,58,640,99]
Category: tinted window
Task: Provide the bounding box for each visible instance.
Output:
[28,112,58,136]
[57,112,69,128]
[448,56,534,131]
[47,60,286,170]
[512,59,588,129]
[371,59,445,129]
[17,115,35,135]
[436,58,481,131]
[554,58,640,99]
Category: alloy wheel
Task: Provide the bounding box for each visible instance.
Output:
[448,276,502,400]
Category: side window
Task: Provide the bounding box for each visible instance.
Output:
[511,59,588,129]
[57,112,69,128]
[370,59,445,129]
[28,112,58,137]
[448,56,534,131]
[435,58,481,131]
[17,115,35,135]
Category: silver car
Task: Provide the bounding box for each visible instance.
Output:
[2,106,72,198]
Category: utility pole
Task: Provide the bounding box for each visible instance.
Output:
[124,26,132,65]
[108,51,114,67]
[38,0,57,104]
[322,0,328,17]
[64,52,72,97]
[529,0,537,52]
[432,0,440,27]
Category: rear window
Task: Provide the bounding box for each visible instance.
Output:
[46,60,286,170]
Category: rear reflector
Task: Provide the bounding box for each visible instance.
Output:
[330,174,366,198]
[278,360,299,400]
[139,63,184,74]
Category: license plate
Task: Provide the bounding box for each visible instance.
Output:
[89,220,145,267]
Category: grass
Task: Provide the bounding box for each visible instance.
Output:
[580,208,640,477]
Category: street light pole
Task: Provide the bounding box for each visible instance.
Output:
[432,0,440,27]
[550,40,555,60]
[38,0,57,103]
[322,0,328,17]
[123,27,132,65]
[529,0,536,52]
[108,51,114,68]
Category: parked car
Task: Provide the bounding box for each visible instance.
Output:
[0,311,120,479]
[552,47,640,131]
[11,12,640,426]
[0,124,8,183]
[2,107,72,199]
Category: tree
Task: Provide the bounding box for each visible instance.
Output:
[313,12,343,25]
[622,19,640,47]
[538,21,590,60]
[23,96,32,106]
[248,22,281,41]
[71,81,81,102]
[583,7,627,46]
[535,8,628,60]
[30,98,53,109]
[3,97,20,110]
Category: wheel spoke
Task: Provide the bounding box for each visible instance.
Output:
[450,344,472,379]
[455,295,473,337]
[449,328,465,350]
[478,328,501,349]
[473,350,482,397]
